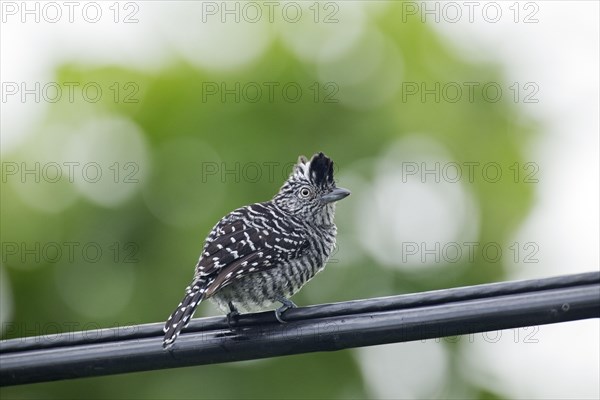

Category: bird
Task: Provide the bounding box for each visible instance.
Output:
[162,152,350,348]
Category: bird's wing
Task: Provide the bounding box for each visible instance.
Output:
[194,208,306,296]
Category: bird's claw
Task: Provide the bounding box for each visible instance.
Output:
[226,302,240,330]
[275,298,297,323]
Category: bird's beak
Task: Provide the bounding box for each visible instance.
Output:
[321,187,351,203]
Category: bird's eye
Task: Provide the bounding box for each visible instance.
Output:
[300,187,311,198]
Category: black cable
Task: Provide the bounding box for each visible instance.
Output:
[1,272,599,386]
[2,271,598,353]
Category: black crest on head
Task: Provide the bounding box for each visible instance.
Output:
[308,152,334,188]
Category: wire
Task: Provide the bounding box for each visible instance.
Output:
[1,271,599,386]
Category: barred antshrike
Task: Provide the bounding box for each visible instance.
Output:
[163,152,350,348]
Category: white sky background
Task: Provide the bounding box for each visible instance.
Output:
[1,1,598,399]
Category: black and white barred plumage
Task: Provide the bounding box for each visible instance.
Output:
[163,152,350,348]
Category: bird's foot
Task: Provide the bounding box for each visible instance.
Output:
[275,297,298,323]
[226,302,240,330]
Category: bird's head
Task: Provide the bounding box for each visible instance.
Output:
[274,152,350,223]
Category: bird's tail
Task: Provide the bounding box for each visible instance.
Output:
[163,278,208,348]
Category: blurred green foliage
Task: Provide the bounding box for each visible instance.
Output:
[1,2,535,399]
